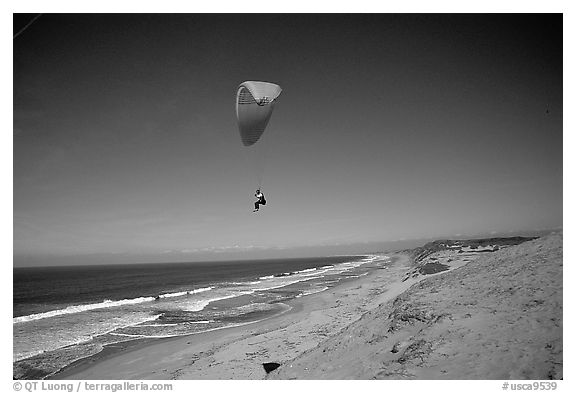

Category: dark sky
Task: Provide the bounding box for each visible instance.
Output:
[13,14,563,266]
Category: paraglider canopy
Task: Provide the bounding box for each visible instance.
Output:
[236,81,282,146]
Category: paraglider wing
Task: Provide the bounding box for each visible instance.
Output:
[236,81,282,146]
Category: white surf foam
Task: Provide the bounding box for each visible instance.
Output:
[158,286,213,298]
[296,268,317,274]
[182,291,254,312]
[13,287,214,324]
[13,297,156,324]
[13,313,162,361]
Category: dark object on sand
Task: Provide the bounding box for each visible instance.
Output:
[263,362,281,373]
[419,262,449,275]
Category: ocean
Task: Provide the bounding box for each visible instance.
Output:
[13,254,390,378]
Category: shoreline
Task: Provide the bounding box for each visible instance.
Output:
[14,254,376,379]
[48,301,298,379]
[50,253,419,379]
[22,233,561,380]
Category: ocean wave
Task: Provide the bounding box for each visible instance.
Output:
[260,261,356,282]
[13,297,156,324]
[14,313,162,362]
[184,271,329,312]
[253,275,320,292]
[13,287,214,324]
[183,291,254,312]
[296,268,317,274]
[183,268,331,312]
[158,286,213,298]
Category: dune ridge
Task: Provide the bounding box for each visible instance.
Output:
[271,233,562,379]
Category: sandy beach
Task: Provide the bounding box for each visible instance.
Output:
[46,232,562,380]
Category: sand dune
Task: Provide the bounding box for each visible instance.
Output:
[271,233,562,379]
